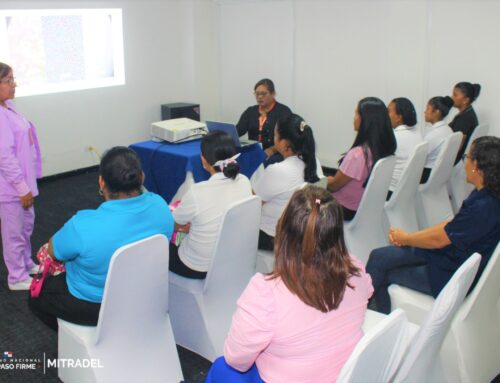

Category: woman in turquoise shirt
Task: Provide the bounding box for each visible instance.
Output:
[29,147,174,330]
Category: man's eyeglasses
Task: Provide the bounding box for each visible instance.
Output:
[0,77,16,85]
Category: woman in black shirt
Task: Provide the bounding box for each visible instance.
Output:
[450,82,481,164]
[236,79,292,162]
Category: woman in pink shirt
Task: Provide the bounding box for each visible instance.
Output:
[327,97,396,220]
[206,186,373,383]
[0,62,42,290]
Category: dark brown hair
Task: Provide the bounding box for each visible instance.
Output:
[100,146,143,195]
[0,62,12,79]
[270,185,360,312]
[470,136,500,198]
[428,96,454,119]
[254,78,275,93]
[454,82,481,104]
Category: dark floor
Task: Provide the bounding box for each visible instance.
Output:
[0,168,211,382]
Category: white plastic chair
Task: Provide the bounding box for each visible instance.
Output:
[390,243,500,383]
[390,253,481,383]
[168,196,261,362]
[448,124,489,214]
[315,156,325,180]
[337,309,409,383]
[344,156,396,264]
[58,235,183,383]
[417,132,462,229]
[385,142,428,233]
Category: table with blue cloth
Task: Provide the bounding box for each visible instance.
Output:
[130,139,266,203]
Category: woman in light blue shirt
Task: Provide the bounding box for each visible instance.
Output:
[29,147,174,330]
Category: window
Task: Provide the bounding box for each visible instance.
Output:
[0,9,125,97]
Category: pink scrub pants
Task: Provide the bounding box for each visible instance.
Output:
[0,201,37,284]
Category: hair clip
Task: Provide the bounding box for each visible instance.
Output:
[315,198,321,206]
[299,121,307,132]
[213,153,241,171]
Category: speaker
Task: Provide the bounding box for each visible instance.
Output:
[161,102,200,121]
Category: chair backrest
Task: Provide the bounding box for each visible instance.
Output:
[385,142,428,232]
[421,132,462,192]
[95,234,171,345]
[448,124,490,214]
[392,253,481,382]
[350,156,396,227]
[344,156,395,263]
[204,195,261,298]
[337,309,408,383]
[458,241,500,321]
[464,123,489,154]
[93,235,184,382]
[202,196,261,348]
[450,242,500,382]
[316,156,325,179]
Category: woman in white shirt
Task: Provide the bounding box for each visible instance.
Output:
[387,97,423,199]
[170,131,252,278]
[421,96,454,183]
[253,113,319,250]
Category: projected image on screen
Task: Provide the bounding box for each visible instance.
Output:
[0,9,124,97]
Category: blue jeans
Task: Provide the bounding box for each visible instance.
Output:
[205,357,264,383]
[366,246,433,314]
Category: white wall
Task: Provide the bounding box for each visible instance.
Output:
[215,0,500,167]
[2,0,196,176]
[217,1,295,124]
[425,1,500,136]
[3,0,498,175]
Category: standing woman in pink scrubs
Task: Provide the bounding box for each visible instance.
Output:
[0,62,42,290]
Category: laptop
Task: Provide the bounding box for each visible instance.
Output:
[205,121,259,148]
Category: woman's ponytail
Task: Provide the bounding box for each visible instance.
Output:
[277,114,319,184]
[300,124,319,183]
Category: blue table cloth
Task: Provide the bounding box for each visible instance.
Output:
[130,139,266,203]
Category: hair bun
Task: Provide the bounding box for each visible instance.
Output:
[473,84,481,99]
[443,96,454,108]
[222,161,240,180]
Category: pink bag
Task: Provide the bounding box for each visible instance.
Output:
[169,200,187,246]
[30,257,52,298]
[35,242,66,275]
[29,243,66,298]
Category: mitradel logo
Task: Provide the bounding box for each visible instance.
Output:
[46,358,104,369]
[1,352,103,373]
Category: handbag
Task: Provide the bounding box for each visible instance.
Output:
[30,257,52,298]
[35,242,65,275]
[29,242,66,298]
[169,200,187,246]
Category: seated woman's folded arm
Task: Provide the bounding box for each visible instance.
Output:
[389,221,451,249]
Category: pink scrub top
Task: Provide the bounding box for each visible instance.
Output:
[224,255,374,383]
[0,100,42,202]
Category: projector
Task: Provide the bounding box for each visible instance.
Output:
[151,118,208,143]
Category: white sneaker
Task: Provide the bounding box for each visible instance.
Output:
[27,264,40,274]
[8,277,33,291]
